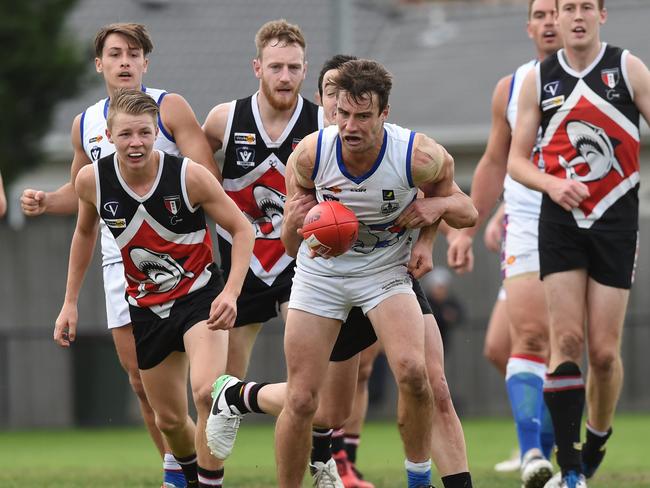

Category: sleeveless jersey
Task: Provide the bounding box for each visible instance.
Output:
[81,86,181,266]
[94,150,214,319]
[503,59,543,219]
[297,123,418,277]
[218,92,324,288]
[537,43,640,230]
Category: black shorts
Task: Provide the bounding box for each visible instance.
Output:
[539,220,638,289]
[130,274,224,370]
[233,268,293,327]
[329,277,432,362]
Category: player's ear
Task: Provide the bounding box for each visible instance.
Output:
[314,91,322,105]
[143,57,149,74]
[95,57,103,74]
[599,7,607,24]
[105,127,113,144]
[253,58,262,79]
[381,104,390,121]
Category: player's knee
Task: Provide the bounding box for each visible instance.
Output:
[155,410,187,436]
[394,358,429,397]
[588,348,620,378]
[429,372,453,414]
[520,327,548,356]
[357,360,374,384]
[125,369,148,402]
[556,330,584,360]
[286,388,319,418]
[191,382,214,415]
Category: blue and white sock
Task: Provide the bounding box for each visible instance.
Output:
[164,452,186,487]
[405,458,432,488]
[506,355,546,458]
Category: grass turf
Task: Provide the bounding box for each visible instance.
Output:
[1,413,648,487]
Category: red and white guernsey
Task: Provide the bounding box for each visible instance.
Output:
[537,43,640,230]
[94,150,215,318]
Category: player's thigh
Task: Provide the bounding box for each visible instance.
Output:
[316,356,360,427]
[504,275,549,348]
[367,293,426,373]
[586,278,629,359]
[358,341,381,381]
[184,321,228,403]
[284,308,341,393]
[226,323,262,377]
[139,351,190,419]
[484,290,511,357]
[111,324,138,374]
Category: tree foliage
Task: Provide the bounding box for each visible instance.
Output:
[0,0,88,185]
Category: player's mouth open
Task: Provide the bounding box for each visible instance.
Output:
[118,72,132,79]
[543,30,555,39]
[128,152,144,159]
[572,26,586,34]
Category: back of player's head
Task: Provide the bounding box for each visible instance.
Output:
[317,54,358,98]
[333,59,392,114]
[107,89,159,128]
[95,23,154,58]
[255,19,306,59]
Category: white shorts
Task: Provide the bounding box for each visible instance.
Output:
[501,214,540,280]
[289,265,414,321]
[102,262,131,329]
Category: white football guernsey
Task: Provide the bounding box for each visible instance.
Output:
[297,123,418,277]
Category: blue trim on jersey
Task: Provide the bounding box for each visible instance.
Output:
[336,129,387,184]
[155,92,176,143]
[80,110,86,147]
[312,129,323,181]
[406,130,416,187]
[102,98,110,120]
[507,71,516,107]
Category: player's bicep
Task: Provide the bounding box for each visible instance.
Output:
[74,167,99,233]
[627,54,650,125]
[483,76,513,166]
[290,135,317,190]
[202,103,230,153]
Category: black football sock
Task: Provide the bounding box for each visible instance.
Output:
[198,466,224,487]
[331,428,345,455]
[344,433,360,463]
[583,424,612,476]
[441,471,473,488]
[224,381,269,414]
[544,362,585,475]
[311,428,333,464]
[174,453,198,486]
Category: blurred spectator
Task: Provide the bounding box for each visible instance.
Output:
[422,267,465,348]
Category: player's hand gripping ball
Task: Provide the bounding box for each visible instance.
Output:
[302,201,359,258]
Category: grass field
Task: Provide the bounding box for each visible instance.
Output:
[1,413,649,487]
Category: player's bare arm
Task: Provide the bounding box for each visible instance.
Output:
[202,102,231,154]
[446,75,511,272]
[160,93,221,181]
[508,69,589,210]
[465,75,512,236]
[21,114,90,216]
[54,165,99,348]
[403,133,477,228]
[0,171,6,218]
[408,224,436,279]
[185,160,254,330]
[627,53,650,124]
[281,133,318,256]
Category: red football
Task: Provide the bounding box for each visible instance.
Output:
[302,201,359,257]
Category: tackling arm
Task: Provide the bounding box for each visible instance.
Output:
[281,134,318,257]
